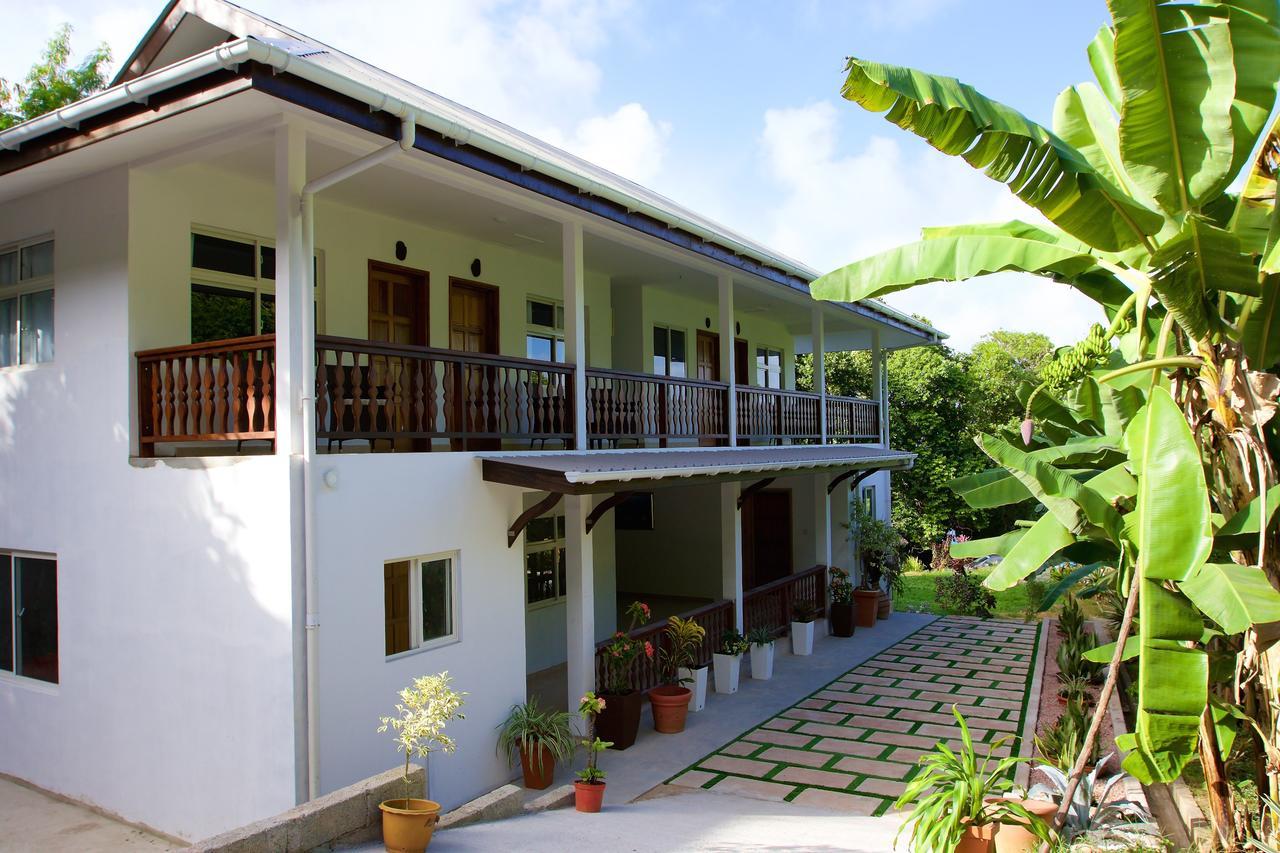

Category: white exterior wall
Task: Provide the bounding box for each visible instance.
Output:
[0,169,296,841]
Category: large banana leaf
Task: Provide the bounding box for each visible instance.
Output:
[840,58,1164,251]
[979,433,1122,537]
[1215,483,1280,546]
[983,513,1076,591]
[1221,0,1280,183]
[1147,215,1262,339]
[1180,562,1280,633]
[1089,25,1125,110]
[1055,82,1155,217]
[1108,0,1238,214]
[1241,272,1280,368]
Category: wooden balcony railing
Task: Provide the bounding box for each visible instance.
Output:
[137,334,276,456]
[594,598,735,695]
[743,564,828,638]
[136,335,882,452]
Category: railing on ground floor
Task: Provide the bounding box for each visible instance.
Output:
[593,598,734,696]
[743,564,828,638]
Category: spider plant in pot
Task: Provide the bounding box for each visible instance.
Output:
[746,626,776,680]
[496,697,574,790]
[790,598,820,656]
[574,692,611,813]
[713,628,748,694]
[894,706,1050,853]
[1056,673,1093,708]
[650,616,704,733]
[376,672,466,853]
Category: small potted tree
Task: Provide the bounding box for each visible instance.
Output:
[713,628,748,694]
[596,600,653,751]
[828,567,856,638]
[574,692,611,813]
[376,672,466,853]
[496,697,575,790]
[746,626,776,680]
[650,615,704,733]
[790,598,819,656]
[851,499,900,625]
[674,616,711,713]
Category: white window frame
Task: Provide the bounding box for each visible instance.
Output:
[756,345,784,389]
[384,551,461,660]
[0,549,59,691]
[189,226,326,340]
[653,324,688,378]
[524,511,566,610]
[0,235,55,370]
[861,484,878,520]
[525,296,565,363]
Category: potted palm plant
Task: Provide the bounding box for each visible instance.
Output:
[596,600,653,751]
[790,598,819,656]
[828,567,856,637]
[675,618,711,713]
[746,626,776,680]
[376,672,466,853]
[650,615,704,733]
[851,499,900,625]
[574,692,610,813]
[894,707,1050,853]
[713,628,748,694]
[496,697,575,790]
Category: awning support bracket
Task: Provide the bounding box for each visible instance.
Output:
[828,468,877,496]
[585,491,636,535]
[737,477,776,509]
[508,492,564,547]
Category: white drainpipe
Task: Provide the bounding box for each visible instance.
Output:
[298,113,416,800]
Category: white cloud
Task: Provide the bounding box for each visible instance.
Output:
[550,102,671,184]
[756,100,1103,351]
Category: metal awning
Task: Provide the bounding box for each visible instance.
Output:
[480,445,915,494]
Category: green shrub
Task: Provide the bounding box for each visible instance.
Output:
[934,572,995,617]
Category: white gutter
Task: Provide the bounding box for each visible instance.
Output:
[562,454,916,486]
[297,112,416,800]
[0,35,939,343]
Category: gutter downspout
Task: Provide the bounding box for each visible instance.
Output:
[298,113,416,800]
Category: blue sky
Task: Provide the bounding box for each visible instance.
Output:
[1,1,1115,350]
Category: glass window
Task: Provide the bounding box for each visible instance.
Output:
[421,558,452,643]
[259,246,276,280]
[384,555,457,656]
[669,330,686,378]
[0,298,14,368]
[20,290,54,364]
[0,252,15,286]
[259,293,276,335]
[654,327,687,377]
[524,511,566,607]
[526,334,553,362]
[653,326,667,376]
[192,234,256,277]
[19,241,53,280]
[191,284,254,343]
[526,549,557,605]
[16,557,57,684]
[526,299,564,363]
[529,299,556,328]
[0,555,10,673]
[756,347,782,389]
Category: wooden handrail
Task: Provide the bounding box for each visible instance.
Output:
[743,564,828,637]
[585,365,730,392]
[136,333,277,360]
[316,334,575,373]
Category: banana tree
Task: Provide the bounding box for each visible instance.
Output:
[810,1,1280,846]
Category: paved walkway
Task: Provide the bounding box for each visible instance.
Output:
[668,616,1043,815]
[0,776,176,852]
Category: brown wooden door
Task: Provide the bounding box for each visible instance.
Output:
[449,279,500,449]
[368,262,428,346]
[695,330,720,381]
[742,489,793,590]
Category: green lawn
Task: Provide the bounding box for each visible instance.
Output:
[897,569,1040,620]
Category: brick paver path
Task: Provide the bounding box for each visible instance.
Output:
[667,616,1042,815]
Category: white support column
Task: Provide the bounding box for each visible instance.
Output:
[718,273,737,446]
[871,328,887,447]
[812,307,826,444]
[565,494,596,719]
[275,124,307,457]
[813,473,832,569]
[563,222,588,450]
[720,482,744,631]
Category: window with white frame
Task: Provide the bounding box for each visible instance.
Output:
[653,325,687,377]
[524,512,566,606]
[525,298,565,362]
[384,553,458,656]
[756,346,783,389]
[861,484,878,519]
[1,552,58,684]
[0,238,55,368]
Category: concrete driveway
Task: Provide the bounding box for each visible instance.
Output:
[0,776,176,852]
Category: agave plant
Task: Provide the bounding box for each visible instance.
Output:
[1028,754,1161,850]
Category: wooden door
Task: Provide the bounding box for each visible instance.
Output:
[695,330,720,381]
[368,262,428,346]
[742,489,793,590]
[449,279,500,449]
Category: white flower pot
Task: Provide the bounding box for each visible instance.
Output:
[713,653,741,694]
[750,642,775,680]
[679,665,709,712]
[790,621,815,656]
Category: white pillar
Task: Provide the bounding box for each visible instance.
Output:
[812,307,826,444]
[871,328,887,447]
[718,273,737,446]
[813,473,832,569]
[563,222,588,450]
[565,494,596,717]
[275,124,307,457]
[720,482,744,631]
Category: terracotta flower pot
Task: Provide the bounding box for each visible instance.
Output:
[574,780,605,813]
[853,589,879,628]
[649,685,692,733]
[829,602,856,637]
[518,743,556,790]
[596,689,641,750]
[991,799,1057,853]
[954,821,995,853]
[379,798,440,853]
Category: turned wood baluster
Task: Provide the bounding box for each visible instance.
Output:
[260,352,274,433]
[244,354,259,433]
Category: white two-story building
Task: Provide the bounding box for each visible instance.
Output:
[0,0,941,841]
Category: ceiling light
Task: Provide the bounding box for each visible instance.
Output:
[512,232,545,244]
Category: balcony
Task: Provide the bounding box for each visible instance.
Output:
[136,335,881,456]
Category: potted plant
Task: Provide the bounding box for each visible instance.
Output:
[746,626,776,680]
[574,692,611,813]
[790,598,819,656]
[828,567,856,638]
[713,628,748,694]
[894,707,1050,853]
[596,600,653,751]
[650,615,704,733]
[851,498,901,624]
[496,697,574,790]
[376,672,466,853]
[674,617,711,713]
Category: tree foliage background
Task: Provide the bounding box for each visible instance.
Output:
[798,328,1054,553]
[0,25,110,130]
